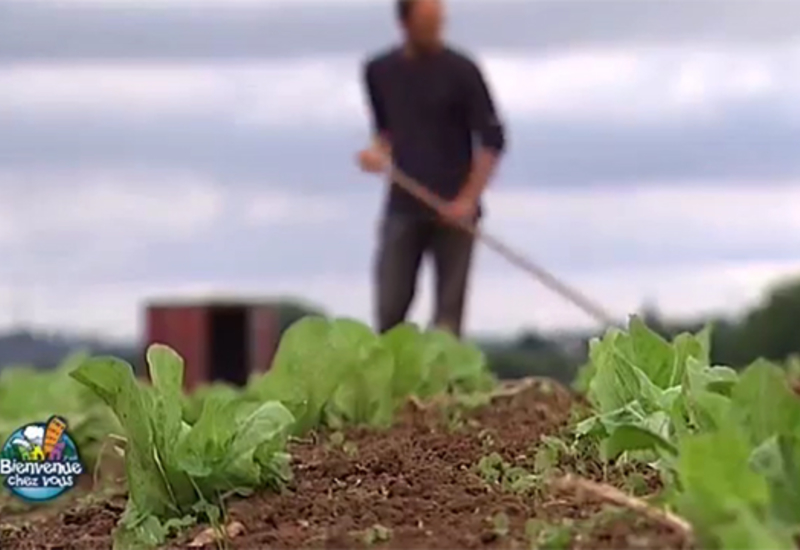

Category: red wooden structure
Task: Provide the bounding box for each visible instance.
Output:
[144,298,280,391]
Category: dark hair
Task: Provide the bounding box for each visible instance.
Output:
[396,0,415,23]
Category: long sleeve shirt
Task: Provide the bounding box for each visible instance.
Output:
[363,45,506,218]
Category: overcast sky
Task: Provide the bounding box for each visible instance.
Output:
[2,0,800,341]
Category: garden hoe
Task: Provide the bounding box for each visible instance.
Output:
[387,165,621,329]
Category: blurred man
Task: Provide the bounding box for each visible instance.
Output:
[357,0,506,337]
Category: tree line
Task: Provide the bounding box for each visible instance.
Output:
[4,278,800,386]
[486,276,800,384]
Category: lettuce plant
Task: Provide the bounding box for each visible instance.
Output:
[0,352,119,474]
[246,317,494,434]
[576,316,800,548]
[65,316,494,548]
[70,345,294,549]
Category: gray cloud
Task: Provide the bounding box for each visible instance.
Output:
[3,103,800,192]
[2,0,798,61]
[3,190,800,289]
[4,1,800,335]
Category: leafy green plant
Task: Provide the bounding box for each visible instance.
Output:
[0,315,497,546]
[70,345,294,549]
[532,435,571,475]
[575,316,719,462]
[571,361,595,394]
[246,317,495,434]
[574,315,800,548]
[475,453,540,495]
[673,360,800,548]
[181,382,240,425]
[525,519,573,550]
[0,352,120,475]
[490,512,510,538]
[327,431,358,457]
[361,524,392,546]
[54,317,493,548]
[246,317,395,433]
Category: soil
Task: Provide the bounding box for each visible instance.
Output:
[1,380,691,550]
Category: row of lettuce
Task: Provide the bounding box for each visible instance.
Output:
[2,317,495,549]
[6,315,800,548]
[576,317,800,549]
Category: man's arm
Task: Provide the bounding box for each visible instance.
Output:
[363,60,392,157]
[458,60,506,205]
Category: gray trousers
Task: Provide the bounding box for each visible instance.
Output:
[374,214,476,337]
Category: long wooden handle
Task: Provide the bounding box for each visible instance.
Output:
[389,166,620,327]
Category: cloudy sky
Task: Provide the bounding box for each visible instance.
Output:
[2,0,800,341]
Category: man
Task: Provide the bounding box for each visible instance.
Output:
[357,0,506,337]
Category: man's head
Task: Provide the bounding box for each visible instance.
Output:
[396,0,445,52]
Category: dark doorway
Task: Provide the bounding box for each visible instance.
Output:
[208,306,249,387]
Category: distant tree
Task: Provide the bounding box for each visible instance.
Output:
[635,278,800,369]
[514,330,555,352]
[483,329,580,383]
[272,299,327,335]
[707,318,748,367]
[485,348,579,384]
[8,276,800,386]
[738,278,800,363]
[640,300,668,337]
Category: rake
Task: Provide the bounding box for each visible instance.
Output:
[388,165,620,328]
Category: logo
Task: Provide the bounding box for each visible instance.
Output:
[0,416,84,502]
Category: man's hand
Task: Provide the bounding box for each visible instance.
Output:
[357,146,389,174]
[438,195,477,225]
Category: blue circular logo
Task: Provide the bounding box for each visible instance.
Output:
[0,416,84,502]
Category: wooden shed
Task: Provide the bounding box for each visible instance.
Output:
[143,298,281,391]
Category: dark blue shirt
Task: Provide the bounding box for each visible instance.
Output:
[363,45,506,217]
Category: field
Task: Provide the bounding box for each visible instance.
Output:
[1,316,799,549]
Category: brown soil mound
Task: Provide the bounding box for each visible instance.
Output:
[1,380,690,550]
